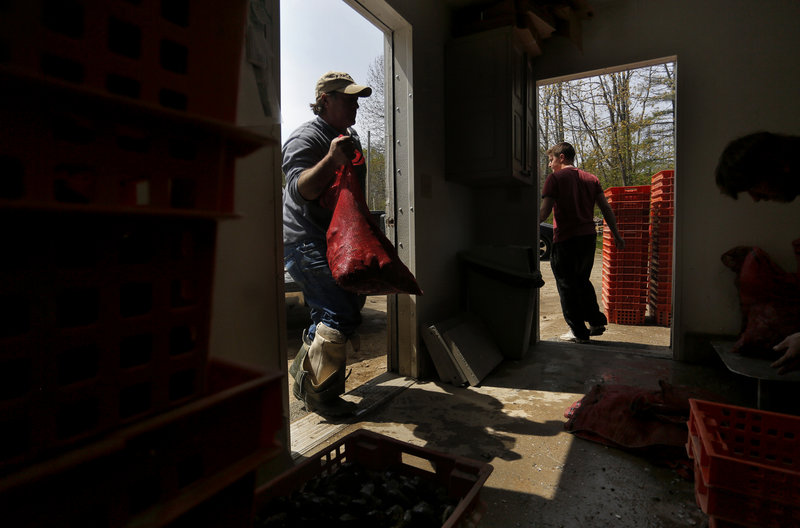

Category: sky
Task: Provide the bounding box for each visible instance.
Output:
[279,0,384,143]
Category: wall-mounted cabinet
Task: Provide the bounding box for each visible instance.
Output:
[445,27,536,187]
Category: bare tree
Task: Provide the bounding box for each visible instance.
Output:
[537,62,675,189]
[537,82,567,189]
[355,55,387,210]
[357,55,386,152]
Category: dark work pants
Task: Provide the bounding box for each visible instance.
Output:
[550,233,607,340]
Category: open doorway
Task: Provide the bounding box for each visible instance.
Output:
[536,58,676,354]
[279,0,392,425]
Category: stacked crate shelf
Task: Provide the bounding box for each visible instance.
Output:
[602,185,651,325]
[0,1,281,526]
[649,170,674,327]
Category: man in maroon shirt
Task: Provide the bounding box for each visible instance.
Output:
[540,142,625,343]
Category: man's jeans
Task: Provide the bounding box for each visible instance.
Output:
[550,233,607,340]
[284,239,365,341]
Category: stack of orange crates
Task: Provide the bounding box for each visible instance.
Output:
[649,170,674,326]
[602,185,651,325]
[686,399,800,527]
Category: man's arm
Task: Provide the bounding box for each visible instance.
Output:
[296,135,355,201]
[595,192,625,249]
[539,196,554,223]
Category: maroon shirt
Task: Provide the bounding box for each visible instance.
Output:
[542,167,602,243]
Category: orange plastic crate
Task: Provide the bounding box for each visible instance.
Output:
[650,307,671,327]
[652,178,674,188]
[649,279,672,290]
[603,295,647,308]
[605,184,652,201]
[688,399,800,507]
[602,260,649,273]
[648,283,672,298]
[651,203,675,216]
[649,301,673,315]
[649,274,673,285]
[650,270,670,284]
[0,358,283,527]
[651,247,672,259]
[648,295,672,308]
[651,169,674,180]
[603,263,648,275]
[608,200,650,211]
[649,256,673,268]
[652,223,673,234]
[0,0,248,122]
[253,429,494,528]
[0,75,244,215]
[609,222,650,233]
[605,221,650,231]
[651,228,674,240]
[602,247,649,262]
[648,271,673,283]
[613,208,651,220]
[651,188,674,200]
[651,203,674,213]
[602,274,648,289]
[603,239,649,251]
[651,246,673,257]
[603,296,648,310]
[651,238,672,248]
[649,288,673,302]
[604,304,646,325]
[0,211,218,472]
[691,457,800,528]
[605,282,649,293]
[652,196,674,205]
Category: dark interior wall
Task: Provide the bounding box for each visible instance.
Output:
[472,185,540,248]
[507,0,800,358]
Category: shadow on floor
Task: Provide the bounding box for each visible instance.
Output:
[319,340,765,528]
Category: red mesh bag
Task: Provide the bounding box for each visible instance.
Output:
[320,163,422,295]
[721,238,800,357]
[564,381,697,451]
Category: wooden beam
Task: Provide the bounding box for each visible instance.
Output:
[450,0,592,53]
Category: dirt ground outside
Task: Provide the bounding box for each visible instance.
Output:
[539,257,672,349]
[285,254,671,396]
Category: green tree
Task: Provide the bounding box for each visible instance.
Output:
[538,62,675,189]
[364,146,386,210]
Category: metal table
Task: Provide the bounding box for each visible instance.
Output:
[712,340,800,410]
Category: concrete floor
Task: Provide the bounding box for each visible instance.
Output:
[288,339,770,528]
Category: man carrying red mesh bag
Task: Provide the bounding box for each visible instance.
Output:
[282,71,420,417]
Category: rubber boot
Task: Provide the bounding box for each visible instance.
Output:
[307,323,347,387]
[292,323,356,417]
[288,328,312,382]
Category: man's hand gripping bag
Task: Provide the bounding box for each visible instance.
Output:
[321,164,422,295]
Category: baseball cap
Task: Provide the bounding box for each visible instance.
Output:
[315,71,372,99]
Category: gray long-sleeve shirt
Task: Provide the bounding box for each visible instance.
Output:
[282,116,366,246]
